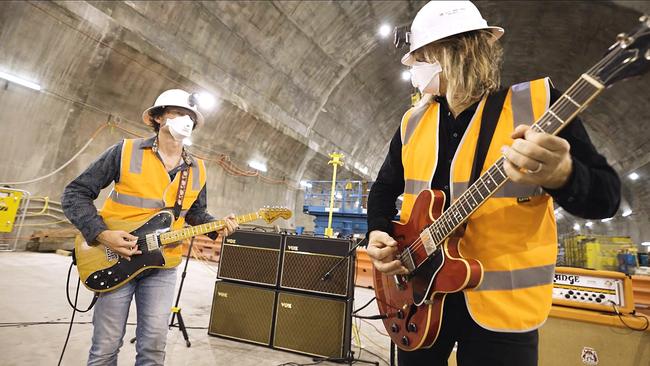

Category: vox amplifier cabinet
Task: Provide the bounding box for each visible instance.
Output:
[540,306,650,366]
[218,230,282,286]
[208,281,276,346]
[552,267,635,314]
[273,291,352,358]
[280,236,353,297]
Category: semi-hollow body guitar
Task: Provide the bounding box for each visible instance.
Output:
[373,17,650,351]
[75,207,291,292]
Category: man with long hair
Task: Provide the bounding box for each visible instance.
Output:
[62,89,238,365]
[366,2,620,365]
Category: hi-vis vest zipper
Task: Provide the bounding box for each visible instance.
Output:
[100,138,207,268]
[400,78,557,332]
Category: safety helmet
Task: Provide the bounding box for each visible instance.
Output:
[401,1,504,66]
[142,89,205,128]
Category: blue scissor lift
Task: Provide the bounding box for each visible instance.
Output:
[302,180,402,237]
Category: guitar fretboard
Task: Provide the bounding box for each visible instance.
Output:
[424,74,605,250]
[159,212,260,245]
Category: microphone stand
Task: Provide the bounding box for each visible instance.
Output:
[318,237,378,365]
[320,237,368,281]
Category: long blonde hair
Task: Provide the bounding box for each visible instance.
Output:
[413,30,503,115]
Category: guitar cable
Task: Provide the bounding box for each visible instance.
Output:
[58,258,99,366]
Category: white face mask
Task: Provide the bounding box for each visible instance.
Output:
[410,61,442,95]
[165,115,194,141]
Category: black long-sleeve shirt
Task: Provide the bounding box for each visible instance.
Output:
[62,136,217,244]
[367,89,621,236]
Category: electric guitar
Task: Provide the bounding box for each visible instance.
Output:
[374,17,650,351]
[75,207,292,292]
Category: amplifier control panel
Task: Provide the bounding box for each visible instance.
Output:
[552,267,634,314]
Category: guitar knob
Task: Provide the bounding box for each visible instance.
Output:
[396,310,404,319]
[407,323,417,332]
[401,336,410,346]
[391,323,400,333]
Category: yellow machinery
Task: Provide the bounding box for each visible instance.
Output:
[0,188,30,251]
[563,234,637,271]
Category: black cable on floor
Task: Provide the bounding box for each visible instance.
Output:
[353,296,377,314]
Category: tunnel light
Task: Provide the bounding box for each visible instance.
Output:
[585,221,593,228]
[401,70,411,81]
[182,138,192,146]
[197,92,216,109]
[601,217,613,222]
[0,70,41,91]
[622,209,632,217]
[378,24,392,38]
[299,180,312,188]
[628,172,639,180]
[573,223,580,231]
[248,160,267,172]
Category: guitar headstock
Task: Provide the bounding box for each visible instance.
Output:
[591,15,650,86]
[258,207,292,224]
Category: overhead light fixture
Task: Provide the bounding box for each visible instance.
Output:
[622,209,632,217]
[401,70,411,81]
[641,242,650,246]
[601,217,613,222]
[248,160,267,172]
[182,138,192,146]
[628,172,639,180]
[0,70,41,91]
[335,192,343,200]
[573,223,580,231]
[378,24,392,38]
[299,180,312,189]
[197,92,216,109]
[585,221,593,228]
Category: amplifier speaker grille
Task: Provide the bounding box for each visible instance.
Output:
[218,244,280,285]
[273,292,350,358]
[208,281,275,345]
[281,251,349,296]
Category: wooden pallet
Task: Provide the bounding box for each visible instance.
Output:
[181,235,222,262]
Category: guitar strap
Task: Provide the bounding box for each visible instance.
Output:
[469,88,509,186]
[173,167,190,220]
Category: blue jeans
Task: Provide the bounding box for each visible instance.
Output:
[87,267,177,366]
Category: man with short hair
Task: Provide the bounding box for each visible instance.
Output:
[62,89,238,365]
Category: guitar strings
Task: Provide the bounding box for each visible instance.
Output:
[398,43,624,265]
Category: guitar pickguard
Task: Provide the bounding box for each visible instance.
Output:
[84,211,172,291]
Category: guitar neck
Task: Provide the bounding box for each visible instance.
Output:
[427,74,605,246]
[159,212,260,245]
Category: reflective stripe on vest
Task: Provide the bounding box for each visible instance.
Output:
[400,78,558,332]
[100,138,207,266]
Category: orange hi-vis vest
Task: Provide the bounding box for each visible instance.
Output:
[100,138,207,268]
[400,78,558,332]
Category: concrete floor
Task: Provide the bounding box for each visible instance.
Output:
[0,252,393,366]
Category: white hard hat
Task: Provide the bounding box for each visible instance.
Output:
[401,1,504,66]
[142,89,205,128]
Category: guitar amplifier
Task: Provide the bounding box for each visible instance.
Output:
[552,267,635,314]
[273,291,352,358]
[280,236,353,297]
[208,281,276,345]
[218,230,282,286]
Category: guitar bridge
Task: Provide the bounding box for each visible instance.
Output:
[145,234,160,251]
